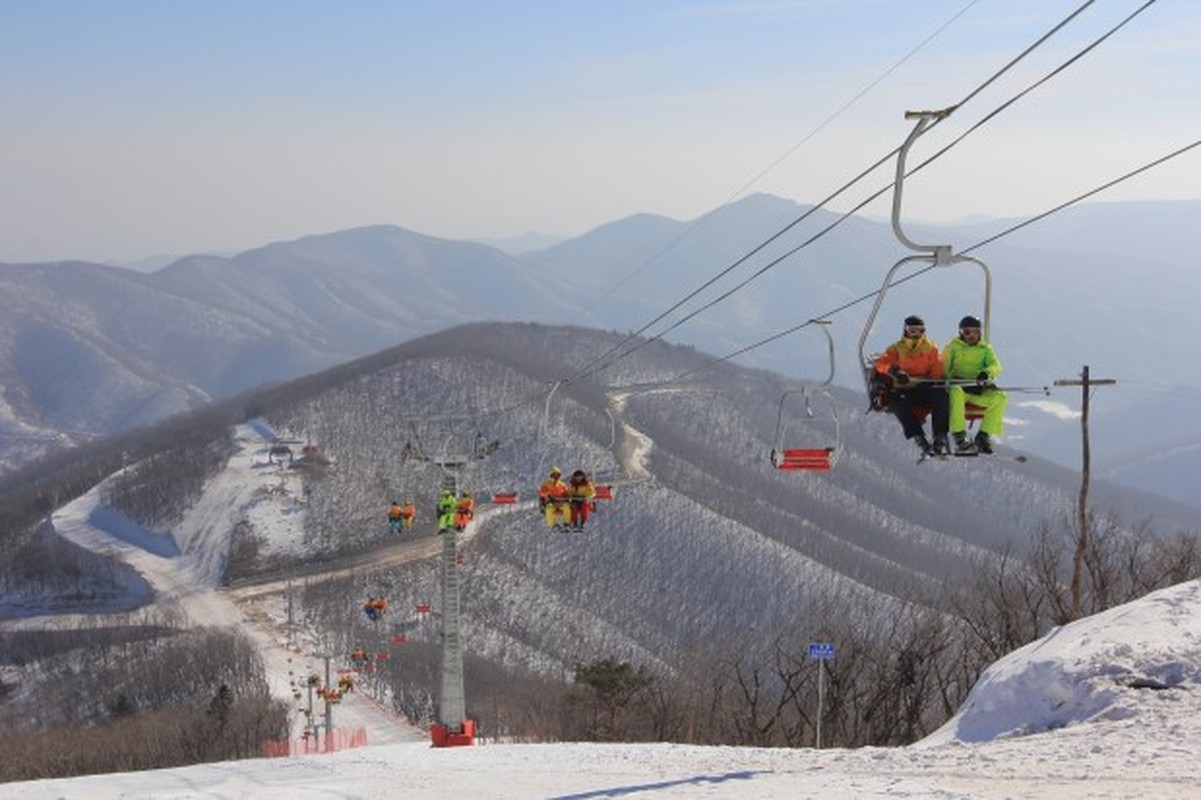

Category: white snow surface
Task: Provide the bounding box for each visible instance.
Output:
[6,423,1201,798]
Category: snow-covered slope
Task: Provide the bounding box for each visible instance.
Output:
[22,422,425,746]
[8,579,1201,799]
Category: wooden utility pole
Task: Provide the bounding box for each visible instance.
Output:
[1053,366,1116,620]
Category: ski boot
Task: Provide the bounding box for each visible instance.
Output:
[932,434,951,457]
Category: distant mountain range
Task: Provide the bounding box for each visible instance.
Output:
[2,194,1198,508]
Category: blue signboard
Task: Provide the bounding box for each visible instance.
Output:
[807,642,836,660]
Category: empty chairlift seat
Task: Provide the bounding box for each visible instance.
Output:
[772,447,836,472]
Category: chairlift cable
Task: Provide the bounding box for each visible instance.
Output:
[948,0,1102,113]
[633,0,1147,372]
[660,135,1193,387]
[960,139,1201,255]
[560,148,895,387]
[441,3,1155,424]
[902,0,1159,195]
[565,1,983,363]
[562,0,1116,389]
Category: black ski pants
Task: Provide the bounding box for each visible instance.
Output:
[888,385,949,440]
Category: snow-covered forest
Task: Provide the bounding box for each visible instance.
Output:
[2,321,1199,781]
[249,323,1201,741]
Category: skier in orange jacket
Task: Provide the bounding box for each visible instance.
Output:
[873,314,950,457]
[566,469,596,530]
[454,492,475,531]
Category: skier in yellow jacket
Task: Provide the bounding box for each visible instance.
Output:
[942,315,1007,454]
[437,489,457,533]
[537,467,570,529]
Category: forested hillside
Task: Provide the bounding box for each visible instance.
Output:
[253,322,1198,682]
[3,321,1198,758]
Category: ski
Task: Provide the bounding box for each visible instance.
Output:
[951,451,1028,463]
[919,450,1027,464]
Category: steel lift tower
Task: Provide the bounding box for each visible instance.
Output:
[427,433,497,747]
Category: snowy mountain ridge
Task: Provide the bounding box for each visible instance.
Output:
[3,197,1200,511]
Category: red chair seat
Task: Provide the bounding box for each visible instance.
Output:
[774,448,834,471]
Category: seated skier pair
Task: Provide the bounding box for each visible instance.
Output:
[436,489,475,533]
[362,596,388,621]
[874,314,1007,458]
[387,499,416,532]
[537,467,596,531]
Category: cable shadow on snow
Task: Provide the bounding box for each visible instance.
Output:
[548,769,766,799]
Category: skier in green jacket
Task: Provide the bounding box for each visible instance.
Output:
[942,315,1007,454]
[437,489,457,533]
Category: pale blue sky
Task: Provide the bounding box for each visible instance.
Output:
[1,0,1197,262]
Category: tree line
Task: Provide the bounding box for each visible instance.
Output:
[283,503,1199,749]
[0,623,289,783]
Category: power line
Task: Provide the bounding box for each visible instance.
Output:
[1054,365,1117,620]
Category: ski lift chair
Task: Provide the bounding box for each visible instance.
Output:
[770,388,841,472]
[770,320,841,472]
[856,109,994,444]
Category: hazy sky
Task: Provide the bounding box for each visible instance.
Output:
[2,0,1197,263]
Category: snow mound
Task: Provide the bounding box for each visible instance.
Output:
[920,580,1201,745]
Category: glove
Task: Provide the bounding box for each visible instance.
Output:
[976,371,990,386]
[892,369,910,386]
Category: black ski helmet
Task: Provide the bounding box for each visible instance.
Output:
[959,315,982,329]
[904,315,925,327]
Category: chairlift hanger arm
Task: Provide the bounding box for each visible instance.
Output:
[812,319,835,387]
[775,319,838,437]
[893,109,955,259]
[542,380,562,441]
